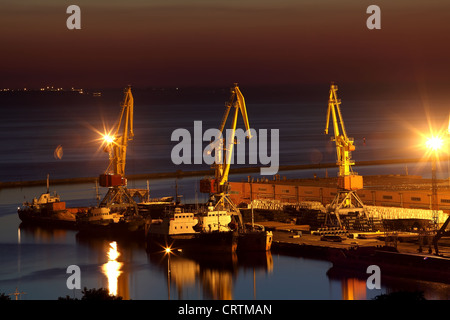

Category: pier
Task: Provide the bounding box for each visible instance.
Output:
[261,221,450,284]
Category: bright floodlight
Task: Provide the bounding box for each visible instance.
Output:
[103,134,115,144]
[165,247,172,254]
[426,136,443,151]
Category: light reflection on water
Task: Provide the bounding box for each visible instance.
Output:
[2,221,450,300]
[101,241,123,297]
[158,249,274,300]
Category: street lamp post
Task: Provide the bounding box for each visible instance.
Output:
[431,152,438,226]
[426,136,443,231]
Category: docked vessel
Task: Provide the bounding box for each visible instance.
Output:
[76,206,150,240]
[194,203,236,232]
[17,178,86,228]
[192,201,272,252]
[77,207,122,226]
[138,196,174,218]
[238,223,273,252]
[146,206,238,254]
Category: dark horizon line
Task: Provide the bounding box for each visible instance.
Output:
[2,81,450,102]
[3,79,450,92]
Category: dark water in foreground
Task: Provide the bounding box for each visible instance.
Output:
[1,181,449,300]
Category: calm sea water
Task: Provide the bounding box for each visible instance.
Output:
[2,86,450,182]
[1,86,450,300]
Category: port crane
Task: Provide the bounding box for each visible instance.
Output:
[98,86,146,213]
[200,83,252,228]
[104,86,134,178]
[324,82,366,228]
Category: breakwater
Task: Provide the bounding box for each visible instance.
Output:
[0,158,429,189]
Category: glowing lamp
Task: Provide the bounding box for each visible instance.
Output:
[426,136,443,151]
[103,134,115,144]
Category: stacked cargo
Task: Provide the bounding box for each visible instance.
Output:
[365,205,447,223]
[247,199,326,212]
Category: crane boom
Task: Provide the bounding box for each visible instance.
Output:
[216,84,252,189]
[199,84,252,228]
[106,86,134,178]
[96,86,146,213]
[100,86,134,187]
[325,83,362,189]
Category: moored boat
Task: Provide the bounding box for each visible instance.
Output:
[146,206,238,254]
[238,223,273,252]
[17,189,86,229]
[76,206,150,240]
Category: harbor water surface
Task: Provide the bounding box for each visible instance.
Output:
[1,87,450,299]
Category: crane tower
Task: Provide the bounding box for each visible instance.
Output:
[98,86,142,214]
[199,83,251,227]
[324,82,366,228]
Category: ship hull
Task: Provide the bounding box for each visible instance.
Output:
[18,208,78,229]
[146,230,238,254]
[76,216,150,241]
[238,231,273,252]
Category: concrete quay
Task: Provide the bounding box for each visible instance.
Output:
[260,220,450,261]
[263,222,450,284]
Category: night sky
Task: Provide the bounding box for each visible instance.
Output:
[1,0,450,89]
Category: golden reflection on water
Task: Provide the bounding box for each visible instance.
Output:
[101,241,123,297]
[163,251,273,300]
[341,278,367,300]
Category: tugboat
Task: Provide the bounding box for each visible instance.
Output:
[17,175,85,228]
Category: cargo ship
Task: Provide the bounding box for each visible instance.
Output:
[17,180,87,228]
[189,202,272,252]
[146,206,238,254]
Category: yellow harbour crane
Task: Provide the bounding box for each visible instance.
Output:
[200,83,252,226]
[324,82,366,228]
[98,86,144,212]
[214,83,251,193]
[104,86,134,178]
